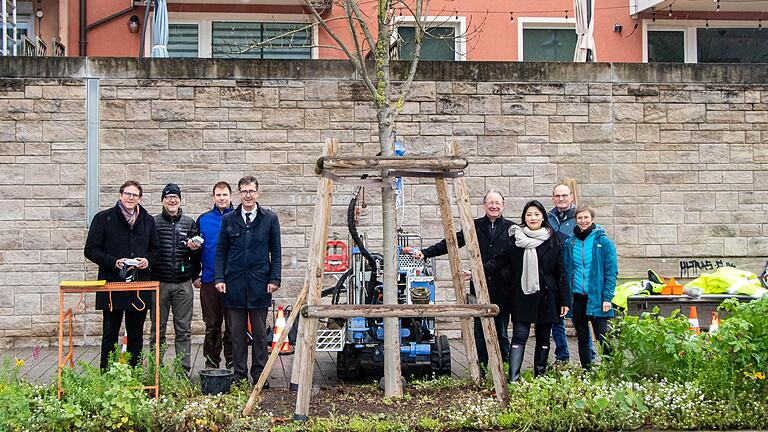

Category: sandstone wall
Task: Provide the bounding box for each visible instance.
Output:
[0,58,766,346]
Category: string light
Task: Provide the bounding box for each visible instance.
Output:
[564,10,569,20]
[509,12,514,22]
[652,12,656,22]
[668,6,673,17]
[705,18,710,28]
[716,0,720,12]
[759,20,763,29]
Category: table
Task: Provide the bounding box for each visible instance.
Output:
[57,281,160,399]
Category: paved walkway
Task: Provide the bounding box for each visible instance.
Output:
[0,337,583,387]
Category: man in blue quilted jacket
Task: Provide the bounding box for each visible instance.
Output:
[215,176,282,385]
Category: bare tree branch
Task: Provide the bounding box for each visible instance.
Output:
[393,0,424,118]
[301,0,379,99]
[349,0,378,56]
[341,0,371,90]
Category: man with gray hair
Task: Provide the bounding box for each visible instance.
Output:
[415,190,513,368]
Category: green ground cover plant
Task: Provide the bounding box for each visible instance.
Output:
[0,297,765,431]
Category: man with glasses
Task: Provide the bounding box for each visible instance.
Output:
[548,183,595,364]
[414,190,513,369]
[215,176,282,385]
[84,180,159,369]
[192,181,234,370]
[150,183,200,377]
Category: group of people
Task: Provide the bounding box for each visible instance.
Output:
[84,176,281,386]
[83,176,615,385]
[419,183,617,381]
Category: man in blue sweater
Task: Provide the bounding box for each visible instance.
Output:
[193,181,234,369]
[547,183,594,364]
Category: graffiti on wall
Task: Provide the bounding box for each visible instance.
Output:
[679,259,736,278]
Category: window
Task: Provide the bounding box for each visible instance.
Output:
[644,21,766,63]
[165,14,315,59]
[394,16,465,61]
[697,28,768,63]
[647,30,684,63]
[212,22,310,59]
[397,25,456,61]
[168,23,199,58]
[523,28,577,61]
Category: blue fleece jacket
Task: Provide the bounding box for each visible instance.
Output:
[563,225,618,318]
[195,205,233,283]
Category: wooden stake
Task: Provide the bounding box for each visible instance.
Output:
[293,139,337,421]
[302,303,499,318]
[448,142,510,405]
[435,177,482,382]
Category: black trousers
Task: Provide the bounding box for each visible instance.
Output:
[101,309,147,369]
[572,293,610,369]
[224,307,268,383]
[200,283,233,368]
[510,321,552,349]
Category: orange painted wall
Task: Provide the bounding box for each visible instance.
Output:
[57,1,757,61]
[315,0,643,61]
[66,0,145,57]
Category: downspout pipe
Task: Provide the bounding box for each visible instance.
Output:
[79,0,86,56]
[138,0,153,58]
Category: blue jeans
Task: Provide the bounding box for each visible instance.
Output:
[474,309,511,368]
[551,316,595,361]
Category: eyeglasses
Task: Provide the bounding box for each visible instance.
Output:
[553,194,571,199]
[163,194,180,201]
[122,191,141,199]
[484,201,503,206]
[240,189,258,196]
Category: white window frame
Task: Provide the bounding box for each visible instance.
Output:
[159,12,318,59]
[643,19,765,63]
[517,17,577,62]
[393,15,467,61]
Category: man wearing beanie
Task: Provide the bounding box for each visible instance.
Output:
[150,182,200,376]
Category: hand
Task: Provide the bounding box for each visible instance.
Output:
[135,257,149,269]
[186,239,200,250]
[413,250,425,260]
[560,306,569,317]
[215,282,226,293]
[602,302,612,313]
[193,278,202,289]
[115,258,126,269]
[462,269,472,281]
[267,283,279,294]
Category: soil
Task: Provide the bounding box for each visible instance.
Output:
[257,376,490,423]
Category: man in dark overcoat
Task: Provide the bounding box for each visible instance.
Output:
[84,180,159,369]
[215,175,282,384]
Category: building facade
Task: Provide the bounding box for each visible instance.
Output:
[4,1,767,63]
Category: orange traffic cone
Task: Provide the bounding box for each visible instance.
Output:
[709,311,720,333]
[688,306,701,334]
[270,306,294,355]
[121,330,128,353]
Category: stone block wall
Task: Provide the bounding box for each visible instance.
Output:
[0,58,766,346]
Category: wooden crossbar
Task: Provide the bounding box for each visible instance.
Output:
[316,155,467,173]
[301,304,499,319]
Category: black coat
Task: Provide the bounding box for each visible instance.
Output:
[421,216,514,308]
[485,232,571,324]
[152,208,198,283]
[84,203,159,311]
[214,204,281,309]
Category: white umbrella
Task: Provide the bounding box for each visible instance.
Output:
[151,0,169,58]
[573,0,596,62]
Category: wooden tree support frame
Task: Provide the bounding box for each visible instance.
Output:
[242,139,510,418]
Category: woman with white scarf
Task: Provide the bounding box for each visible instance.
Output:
[481,200,571,382]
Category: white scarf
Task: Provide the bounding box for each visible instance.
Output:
[509,225,551,295]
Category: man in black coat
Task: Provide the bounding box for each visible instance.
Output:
[150,183,200,376]
[415,190,513,367]
[215,176,282,384]
[84,180,159,369]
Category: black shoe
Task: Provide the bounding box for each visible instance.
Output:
[508,345,525,383]
[262,381,270,389]
[533,345,550,377]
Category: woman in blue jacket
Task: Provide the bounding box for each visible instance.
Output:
[563,204,618,370]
